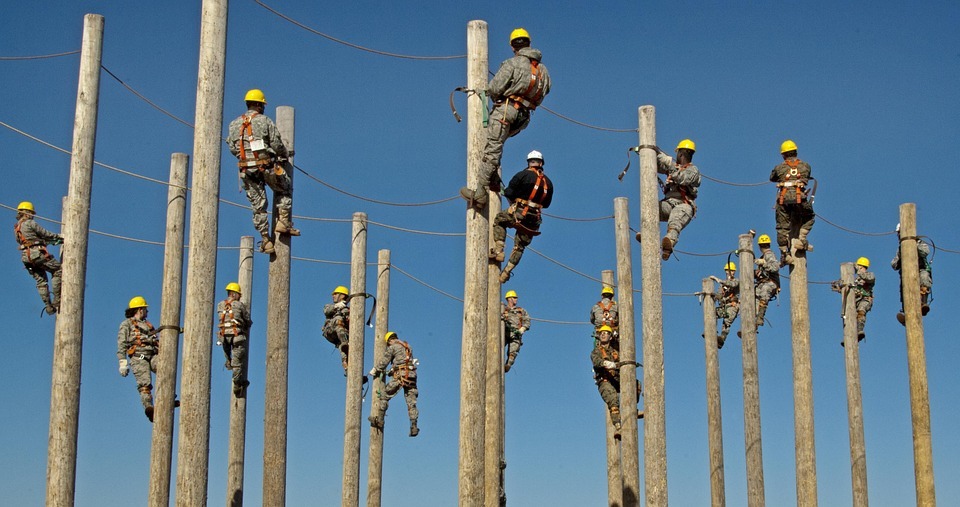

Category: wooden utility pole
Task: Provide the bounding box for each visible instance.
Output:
[897,203,936,506]
[148,153,188,507]
[46,14,103,507]
[788,252,817,506]
[839,262,868,507]
[614,197,640,505]
[601,270,623,507]
[701,278,726,507]
[459,19,489,507]
[175,1,227,503]
[638,105,667,505]
[342,212,368,507]
[739,236,765,507]
[366,249,390,507]
[484,170,504,507]
[263,105,295,507]
[226,236,254,507]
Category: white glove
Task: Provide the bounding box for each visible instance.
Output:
[334,301,347,310]
[755,259,764,266]
[369,368,379,377]
[216,340,223,346]
[518,327,526,334]
[119,359,129,377]
[602,360,617,369]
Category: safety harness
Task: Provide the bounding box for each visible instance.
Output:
[388,340,417,388]
[509,167,549,237]
[595,345,620,385]
[126,318,158,357]
[218,300,242,338]
[661,163,698,216]
[502,306,526,337]
[236,113,282,174]
[776,159,809,205]
[15,219,54,262]
[595,299,618,330]
[506,58,546,111]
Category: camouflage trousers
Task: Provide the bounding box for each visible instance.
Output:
[21,247,61,306]
[856,296,873,332]
[373,374,418,424]
[240,166,293,236]
[659,198,694,244]
[597,379,642,424]
[322,323,349,364]
[494,207,540,265]
[130,353,158,409]
[221,334,248,386]
[716,302,739,335]
[774,202,815,249]
[479,103,531,189]
[505,333,523,357]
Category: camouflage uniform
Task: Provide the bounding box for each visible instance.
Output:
[478,47,551,195]
[369,338,419,434]
[891,239,933,315]
[853,268,875,338]
[770,157,815,258]
[502,303,531,372]
[118,316,159,410]
[322,301,350,369]
[226,109,292,240]
[217,297,252,393]
[715,276,740,346]
[754,247,781,328]
[493,165,553,282]
[591,340,642,432]
[14,214,62,312]
[656,152,701,249]
[590,296,619,344]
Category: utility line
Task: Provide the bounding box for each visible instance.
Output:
[253,0,466,60]
[0,50,80,60]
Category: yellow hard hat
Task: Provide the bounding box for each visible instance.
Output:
[724,262,737,272]
[332,285,349,296]
[505,290,518,299]
[128,296,148,309]
[597,325,613,334]
[780,139,798,154]
[244,89,266,104]
[225,282,242,294]
[510,28,530,44]
[757,234,772,245]
[17,201,35,212]
[856,257,870,268]
[676,139,696,153]
[601,286,614,296]
[384,331,398,343]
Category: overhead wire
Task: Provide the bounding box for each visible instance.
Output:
[0,50,80,60]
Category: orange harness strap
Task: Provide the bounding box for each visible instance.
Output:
[127,318,158,357]
[777,159,807,205]
[15,220,51,257]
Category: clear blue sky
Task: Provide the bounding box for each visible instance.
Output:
[2,1,959,505]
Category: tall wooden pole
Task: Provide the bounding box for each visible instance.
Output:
[614,197,640,504]
[638,105,667,505]
[226,236,254,507]
[175,1,227,503]
[342,212,368,507]
[262,105,295,507]
[839,262,868,507]
[602,270,623,507]
[788,253,817,506]
[459,19,489,507]
[701,278,726,507]
[45,14,103,507]
[148,153,188,507]
[365,249,391,507]
[739,236,765,507]
[483,171,503,507]
[898,203,936,505]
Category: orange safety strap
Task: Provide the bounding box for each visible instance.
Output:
[237,113,256,163]
[390,340,416,386]
[15,220,51,257]
[518,168,548,218]
[777,158,807,205]
[219,301,235,338]
[127,318,158,356]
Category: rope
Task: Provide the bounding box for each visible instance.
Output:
[525,244,603,284]
[292,164,459,207]
[815,213,897,237]
[392,264,463,303]
[0,50,80,60]
[542,212,613,222]
[367,220,464,237]
[254,0,466,60]
[537,104,638,133]
[101,65,195,129]
[291,256,350,265]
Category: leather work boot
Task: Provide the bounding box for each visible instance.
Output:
[368,414,384,429]
[503,353,517,373]
[717,331,727,350]
[275,210,301,236]
[635,231,642,243]
[637,409,645,420]
[459,186,488,210]
[145,406,155,423]
[499,262,516,284]
[44,303,58,316]
[409,421,420,437]
[896,312,906,325]
[660,236,674,260]
[260,236,275,255]
[489,241,505,263]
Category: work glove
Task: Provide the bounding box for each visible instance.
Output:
[518,327,526,334]
[602,360,617,370]
[755,259,764,266]
[334,301,347,310]
[216,340,223,346]
[368,368,380,377]
[119,359,129,377]
[53,236,64,245]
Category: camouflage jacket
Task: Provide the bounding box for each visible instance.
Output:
[322,302,349,331]
[14,217,61,249]
[756,248,780,287]
[226,109,288,163]
[502,304,531,337]
[656,153,700,201]
[591,342,620,385]
[855,271,876,299]
[590,297,619,329]
[374,339,417,379]
[487,47,551,108]
[217,298,252,337]
[117,317,158,360]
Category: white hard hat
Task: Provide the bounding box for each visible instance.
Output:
[526,150,544,162]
